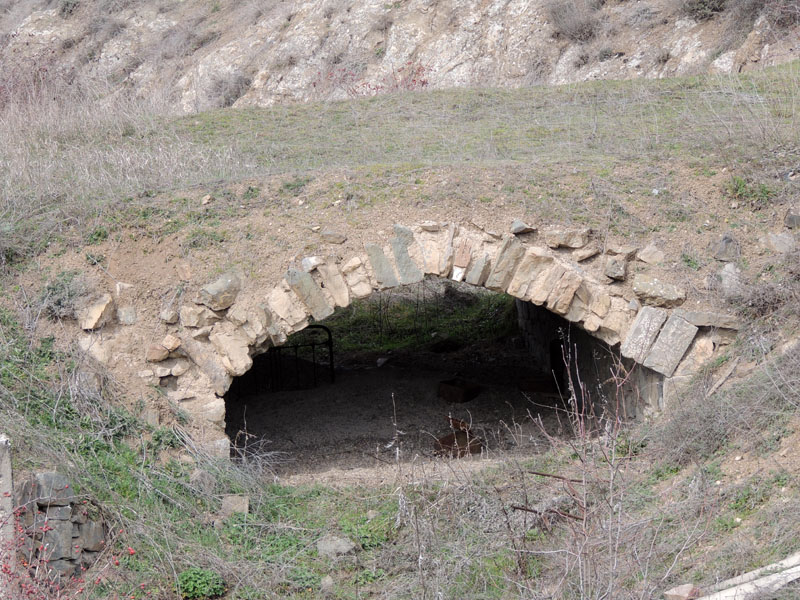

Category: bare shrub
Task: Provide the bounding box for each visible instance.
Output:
[764,0,800,24]
[546,0,601,42]
[208,71,252,108]
[683,0,728,20]
[38,270,87,320]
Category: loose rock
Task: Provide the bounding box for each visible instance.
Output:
[316,535,356,558]
[510,219,535,234]
[78,294,115,331]
[544,228,590,249]
[604,256,627,281]
[196,272,241,311]
[712,232,740,262]
[765,232,797,254]
[637,243,665,265]
[632,274,686,307]
[146,344,169,363]
[321,230,347,244]
[785,208,800,229]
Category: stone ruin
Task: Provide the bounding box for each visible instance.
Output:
[77,220,743,455]
[10,472,108,582]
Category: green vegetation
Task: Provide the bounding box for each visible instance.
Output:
[292,280,517,355]
[177,568,225,599]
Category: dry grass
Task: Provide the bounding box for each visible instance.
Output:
[0,61,797,267]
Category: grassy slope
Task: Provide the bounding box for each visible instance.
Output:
[0,63,799,599]
[2,62,799,264]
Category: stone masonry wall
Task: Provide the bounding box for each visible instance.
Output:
[77,220,742,454]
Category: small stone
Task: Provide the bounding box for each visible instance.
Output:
[176,262,192,281]
[189,469,216,496]
[785,208,800,229]
[78,294,115,331]
[719,263,744,297]
[201,194,212,205]
[604,256,627,281]
[637,243,665,265]
[301,256,325,272]
[765,232,797,254]
[663,583,702,600]
[138,369,154,379]
[310,225,321,232]
[573,245,599,262]
[161,334,181,352]
[171,360,190,377]
[606,244,638,259]
[220,494,249,517]
[180,305,221,328]
[116,305,137,325]
[712,232,740,262]
[197,272,241,311]
[321,230,347,244]
[316,535,356,558]
[510,219,535,234]
[155,366,172,378]
[146,344,169,362]
[160,308,179,324]
[419,221,441,232]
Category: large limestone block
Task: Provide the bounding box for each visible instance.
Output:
[528,264,566,305]
[632,274,686,307]
[365,244,400,289]
[546,270,583,314]
[438,223,457,277]
[179,334,233,396]
[390,225,424,285]
[341,257,373,298]
[196,272,241,311]
[642,315,698,377]
[506,248,553,299]
[465,253,491,286]
[485,235,525,292]
[285,268,334,321]
[78,294,115,331]
[451,238,474,282]
[317,263,350,308]
[673,309,739,330]
[620,306,668,362]
[266,282,309,330]
[209,321,253,377]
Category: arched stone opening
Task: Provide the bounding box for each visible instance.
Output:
[222,275,653,474]
[145,221,735,458]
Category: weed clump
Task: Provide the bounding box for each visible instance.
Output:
[546,0,601,41]
[177,568,226,599]
[38,270,87,320]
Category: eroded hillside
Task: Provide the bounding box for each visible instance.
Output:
[0,0,798,112]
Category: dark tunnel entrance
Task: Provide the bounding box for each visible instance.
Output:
[224,277,632,477]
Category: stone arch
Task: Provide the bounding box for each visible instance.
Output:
[149,221,735,455]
